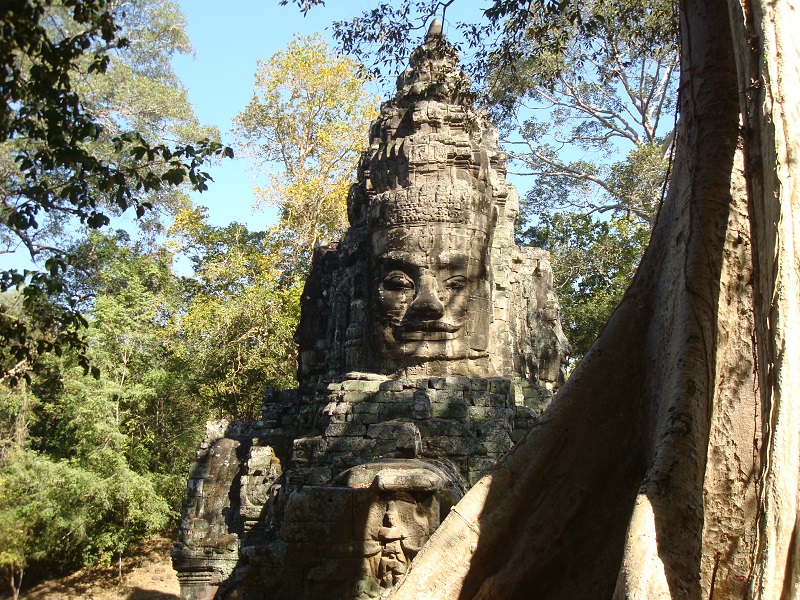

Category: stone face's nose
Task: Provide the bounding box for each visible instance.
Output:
[407,272,445,320]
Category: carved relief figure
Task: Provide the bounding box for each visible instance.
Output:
[377,500,409,588]
[371,221,491,365]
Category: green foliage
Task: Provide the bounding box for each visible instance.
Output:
[0,447,169,575]
[0,0,232,383]
[522,212,649,362]
[0,232,202,589]
[234,34,378,260]
[169,208,302,420]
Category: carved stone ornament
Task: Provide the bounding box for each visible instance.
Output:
[173,20,571,600]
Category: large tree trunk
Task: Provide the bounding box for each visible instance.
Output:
[728,0,800,596]
[384,0,800,597]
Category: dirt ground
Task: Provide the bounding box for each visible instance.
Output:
[12,537,179,600]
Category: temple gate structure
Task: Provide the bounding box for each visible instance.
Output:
[172,20,571,600]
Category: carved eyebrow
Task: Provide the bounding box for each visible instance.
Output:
[436,253,469,268]
[377,252,474,274]
[379,251,417,263]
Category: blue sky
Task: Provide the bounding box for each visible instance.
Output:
[172,1,368,230]
[172,0,493,231]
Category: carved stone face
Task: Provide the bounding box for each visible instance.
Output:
[371,224,490,363]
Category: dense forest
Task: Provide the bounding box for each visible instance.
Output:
[1,0,684,596]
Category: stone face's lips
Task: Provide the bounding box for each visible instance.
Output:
[394,320,462,341]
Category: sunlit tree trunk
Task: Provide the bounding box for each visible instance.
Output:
[728,0,800,596]
[384,0,800,596]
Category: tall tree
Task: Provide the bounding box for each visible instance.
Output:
[487,0,677,227]
[234,34,378,262]
[168,208,301,421]
[0,0,230,383]
[316,0,800,596]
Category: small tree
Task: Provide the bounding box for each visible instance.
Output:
[524,211,649,363]
[234,34,378,261]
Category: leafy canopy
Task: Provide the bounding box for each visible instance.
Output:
[0,0,232,384]
[169,208,301,421]
[234,34,378,261]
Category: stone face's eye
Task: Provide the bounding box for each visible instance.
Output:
[444,276,468,290]
[382,273,414,291]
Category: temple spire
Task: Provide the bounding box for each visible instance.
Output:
[425,18,444,43]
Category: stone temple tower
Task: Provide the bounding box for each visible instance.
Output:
[173,21,570,600]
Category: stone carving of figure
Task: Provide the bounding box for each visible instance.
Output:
[371,223,490,364]
[377,500,410,588]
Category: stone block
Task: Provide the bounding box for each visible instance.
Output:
[342,379,383,392]
[429,377,447,389]
[411,389,432,419]
[431,388,465,403]
[469,378,488,391]
[488,377,512,393]
[365,421,418,440]
[341,391,374,404]
[375,469,441,493]
[284,488,353,523]
[286,466,332,487]
[366,390,392,403]
[351,412,382,425]
[467,391,489,407]
[366,421,422,457]
[444,376,471,390]
[352,402,381,415]
[467,406,513,425]
[422,435,474,456]
[326,437,377,455]
[325,422,367,437]
[379,402,413,421]
[379,380,404,391]
[524,393,553,415]
[292,436,327,466]
[483,435,514,455]
[281,520,353,544]
[488,392,514,408]
[392,389,416,403]
[324,400,352,417]
[430,401,467,420]
[415,418,473,439]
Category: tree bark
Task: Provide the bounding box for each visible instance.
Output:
[727,0,800,597]
[384,0,800,597]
